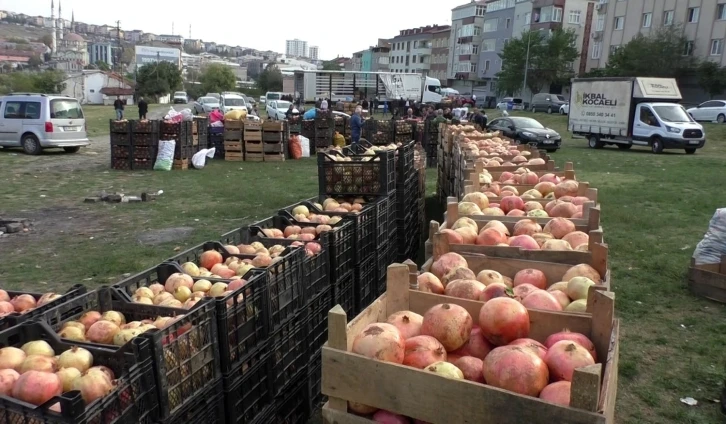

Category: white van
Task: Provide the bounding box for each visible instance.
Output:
[265,92,283,103]
[220,94,248,114]
[0,93,90,155]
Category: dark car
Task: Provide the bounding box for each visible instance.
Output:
[487,116,561,152]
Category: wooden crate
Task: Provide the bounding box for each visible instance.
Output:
[263,131,284,143]
[224,129,243,141]
[245,140,263,153]
[263,142,283,153]
[244,129,262,142]
[245,152,264,162]
[264,152,285,162]
[224,141,243,152]
[263,121,284,131]
[687,255,726,303]
[321,263,619,424]
[172,159,189,170]
[224,120,244,130]
[481,162,575,184]
[225,152,244,161]
[245,122,262,131]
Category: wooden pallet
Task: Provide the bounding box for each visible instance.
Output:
[172,159,189,170]
[245,152,264,162]
[225,152,244,161]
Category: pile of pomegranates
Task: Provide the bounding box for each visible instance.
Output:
[347,298,600,420]
[0,290,65,318]
[0,340,118,408]
[55,310,184,346]
[440,215,593,252]
[422,252,601,313]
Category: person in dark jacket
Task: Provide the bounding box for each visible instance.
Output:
[113,96,125,120]
[350,106,364,144]
[361,98,369,111]
[285,104,295,120]
[473,109,487,129]
[137,97,148,120]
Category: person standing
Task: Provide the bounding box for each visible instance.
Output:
[113,96,125,120]
[138,97,148,120]
[321,98,329,111]
[350,106,364,144]
[383,100,388,117]
[361,98,369,112]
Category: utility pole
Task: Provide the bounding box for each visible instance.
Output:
[522,31,532,101]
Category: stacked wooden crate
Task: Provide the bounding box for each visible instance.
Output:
[244,122,263,161]
[223,120,244,161]
[160,121,193,170]
[262,121,286,162]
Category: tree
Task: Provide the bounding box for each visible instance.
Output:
[32,70,66,93]
[95,61,111,71]
[605,25,696,78]
[256,63,283,92]
[27,56,43,69]
[39,34,54,49]
[322,61,340,71]
[136,62,183,100]
[199,63,237,94]
[697,61,726,99]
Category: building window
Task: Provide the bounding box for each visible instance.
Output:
[483,60,490,72]
[683,41,694,56]
[505,18,511,28]
[413,55,417,63]
[471,62,478,73]
[642,12,652,28]
[553,8,563,22]
[688,7,699,23]
[569,10,581,24]
[596,16,605,31]
[483,19,498,32]
[609,45,620,55]
[718,4,726,20]
[711,39,724,56]
[614,16,624,30]
[476,5,486,16]
[473,44,479,54]
[525,12,531,24]
[481,39,496,52]
[592,42,602,59]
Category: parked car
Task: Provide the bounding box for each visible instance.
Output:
[486,116,561,152]
[495,97,524,112]
[687,100,726,123]
[265,92,283,104]
[0,93,90,155]
[245,96,257,106]
[266,100,296,120]
[173,91,188,104]
[259,95,266,104]
[193,96,220,114]
[560,103,570,115]
[220,94,248,114]
[530,93,567,114]
[205,93,221,101]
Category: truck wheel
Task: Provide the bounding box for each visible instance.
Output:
[718,114,725,124]
[587,135,603,149]
[617,144,632,150]
[685,148,696,154]
[651,137,664,154]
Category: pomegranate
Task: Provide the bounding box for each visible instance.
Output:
[512,283,539,301]
[199,250,223,270]
[12,371,62,406]
[71,371,116,404]
[352,323,405,364]
[522,290,563,312]
[508,235,540,250]
[507,209,526,217]
[509,338,548,360]
[0,290,8,302]
[554,181,579,198]
[21,340,54,357]
[563,231,589,249]
[549,290,571,309]
[452,356,485,383]
[482,220,510,236]
[0,301,14,315]
[562,264,601,283]
[477,270,506,286]
[480,283,513,303]
[500,196,525,214]
[512,220,542,237]
[21,355,58,373]
[386,311,424,339]
[461,192,490,211]
[513,269,547,289]
[417,273,444,295]
[349,401,378,415]
[452,217,478,232]
[445,279,486,301]
[534,181,556,195]
[483,345,549,396]
[543,217,576,239]
[86,320,121,344]
[11,294,36,313]
[37,293,62,307]
[79,311,102,330]
[58,346,94,373]
[56,367,81,392]
[476,228,508,246]
[0,369,19,395]
[424,361,464,379]
[478,297,530,345]
[372,410,411,424]
[441,267,476,287]
[540,381,571,406]
[148,283,165,296]
[439,229,464,245]
[403,336,447,369]
[544,331,597,361]
[0,347,26,372]
[545,341,595,381]
[430,253,468,279]
[449,327,494,361]
[420,304,473,352]
[87,366,115,380]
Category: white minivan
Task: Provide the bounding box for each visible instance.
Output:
[0,93,90,155]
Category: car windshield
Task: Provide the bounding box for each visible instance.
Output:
[224,98,246,106]
[556,95,567,102]
[276,101,291,109]
[201,97,217,104]
[50,99,84,119]
[511,98,523,104]
[654,105,692,123]
[174,92,186,97]
[511,117,545,129]
[267,93,281,101]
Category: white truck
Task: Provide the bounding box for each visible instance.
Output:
[568,77,706,154]
[293,70,443,105]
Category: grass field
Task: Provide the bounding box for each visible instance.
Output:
[1,111,725,423]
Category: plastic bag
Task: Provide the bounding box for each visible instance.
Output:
[693,208,726,265]
[299,135,310,157]
[164,107,182,122]
[153,140,176,171]
[191,148,216,169]
[333,132,346,148]
[209,110,224,123]
[180,108,194,121]
[289,136,302,159]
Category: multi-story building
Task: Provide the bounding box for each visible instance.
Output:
[478,0,516,94]
[389,25,449,75]
[124,30,143,43]
[431,27,450,81]
[157,34,183,45]
[141,33,157,43]
[285,39,308,57]
[587,0,726,71]
[309,45,319,60]
[88,42,114,66]
[449,1,488,93]
[353,43,392,73]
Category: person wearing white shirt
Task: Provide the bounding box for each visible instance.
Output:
[321,99,328,111]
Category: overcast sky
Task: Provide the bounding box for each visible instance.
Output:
[5,0,466,58]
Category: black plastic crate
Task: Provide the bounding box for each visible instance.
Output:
[373,194,389,250]
[110,119,131,133]
[209,133,225,158]
[355,256,377,314]
[159,378,224,424]
[396,140,416,179]
[306,352,324,417]
[110,131,131,145]
[29,288,220,421]
[131,131,159,147]
[269,316,307,397]
[255,375,308,424]
[131,119,160,134]
[221,216,330,302]
[0,284,87,331]
[305,287,332,359]
[0,320,157,424]
[317,149,396,196]
[376,242,392,298]
[223,356,273,424]
[396,171,420,220]
[387,190,397,242]
[168,241,304,333]
[332,270,355,319]
[160,121,192,138]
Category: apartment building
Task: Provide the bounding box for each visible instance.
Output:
[309,46,319,60]
[478,0,516,93]
[285,39,308,57]
[389,25,450,76]
[449,1,488,92]
[431,27,451,81]
[587,0,726,71]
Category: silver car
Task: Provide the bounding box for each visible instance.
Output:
[0,93,90,155]
[194,96,220,114]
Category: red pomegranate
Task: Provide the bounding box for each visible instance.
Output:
[512,220,542,237]
[449,327,494,360]
[476,228,508,246]
[12,371,62,406]
[508,235,540,250]
[544,330,597,361]
[403,336,447,369]
[386,311,423,339]
[544,341,595,381]
[478,297,530,345]
[445,279,486,301]
[539,381,571,406]
[512,283,539,301]
[499,196,525,214]
[509,338,548,360]
[420,304,473,352]
[513,269,547,289]
[483,345,549,396]
[452,356,485,383]
[480,283,513,303]
[352,323,405,364]
[521,290,563,312]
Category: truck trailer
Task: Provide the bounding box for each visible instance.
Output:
[568,77,706,154]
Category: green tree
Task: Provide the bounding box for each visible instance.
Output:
[136,62,182,100]
[605,25,696,78]
[322,61,340,71]
[697,61,726,99]
[256,63,283,92]
[32,70,66,93]
[27,56,43,69]
[199,63,237,94]
[95,61,111,71]
[39,34,53,49]
[496,28,579,96]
